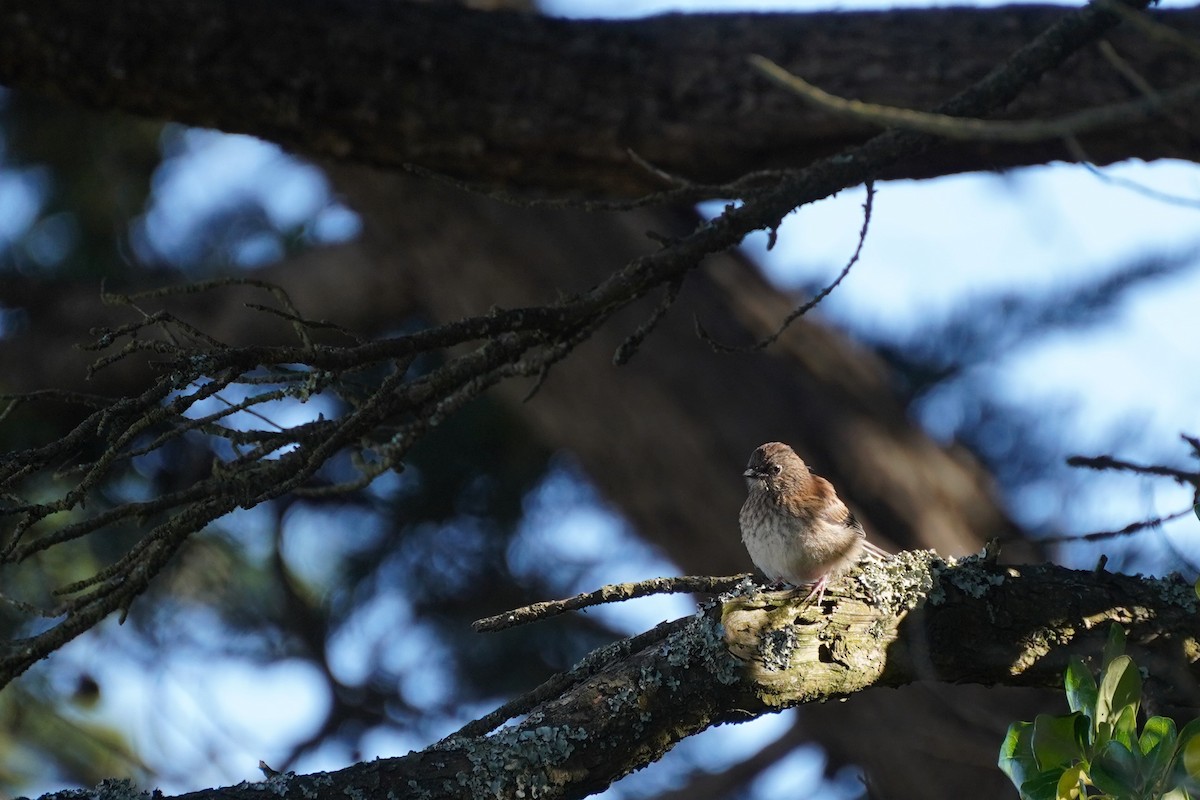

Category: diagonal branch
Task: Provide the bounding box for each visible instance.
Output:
[26,555,1200,800]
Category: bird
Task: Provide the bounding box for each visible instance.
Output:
[739,441,886,605]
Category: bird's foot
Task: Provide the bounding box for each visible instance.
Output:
[799,576,829,606]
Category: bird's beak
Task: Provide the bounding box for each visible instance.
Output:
[743,467,761,479]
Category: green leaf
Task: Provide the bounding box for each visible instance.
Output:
[1056,764,1086,800]
[1033,712,1087,770]
[1143,716,1178,756]
[1112,704,1139,752]
[1065,656,1098,718]
[1168,730,1200,800]
[1182,730,1200,783]
[1096,655,1141,729]
[1162,719,1200,796]
[1140,715,1178,783]
[1091,739,1141,797]
[1175,718,1200,754]
[1021,769,1067,800]
[1103,624,1127,671]
[1096,720,1114,750]
[1001,721,1039,791]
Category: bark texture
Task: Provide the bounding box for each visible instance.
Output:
[28,558,1200,800]
[0,1,1198,196]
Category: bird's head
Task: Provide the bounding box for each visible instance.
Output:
[743,441,809,496]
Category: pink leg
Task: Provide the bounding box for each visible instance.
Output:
[801,574,829,606]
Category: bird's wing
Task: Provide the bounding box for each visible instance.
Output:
[814,480,890,559]
[808,476,865,535]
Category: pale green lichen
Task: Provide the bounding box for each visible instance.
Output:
[942,558,1006,599]
[39,779,151,800]
[723,576,762,598]
[605,683,638,712]
[262,771,298,796]
[447,723,589,799]
[63,779,151,800]
[662,611,741,685]
[857,549,942,612]
[300,773,335,799]
[758,626,799,672]
[638,664,663,689]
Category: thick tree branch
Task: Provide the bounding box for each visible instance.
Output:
[27,556,1200,800]
[1,1,1198,197]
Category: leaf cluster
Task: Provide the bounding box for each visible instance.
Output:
[1000,626,1200,800]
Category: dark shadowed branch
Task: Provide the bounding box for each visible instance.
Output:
[2,2,1199,196]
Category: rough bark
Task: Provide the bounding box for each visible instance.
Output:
[26,558,1200,800]
[1,1,1198,197]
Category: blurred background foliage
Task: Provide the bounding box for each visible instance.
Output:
[0,31,1197,798]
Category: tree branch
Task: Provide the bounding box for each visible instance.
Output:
[26,555,1200,800]
[1,1,1198,197]
[472,574,754,632]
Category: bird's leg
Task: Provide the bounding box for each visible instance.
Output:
[801,575,829,606]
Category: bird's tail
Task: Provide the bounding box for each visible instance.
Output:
[860,540,892,561]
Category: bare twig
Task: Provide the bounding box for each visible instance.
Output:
[749,54,1200,143]
[1026,505,1197,545]
[473,574,756,632]
[1066,453,1200,486]
[1066,138,1200,210]
[613,277,685,365]
[696,181,874,353]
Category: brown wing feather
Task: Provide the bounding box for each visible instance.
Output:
[811,475,891,560]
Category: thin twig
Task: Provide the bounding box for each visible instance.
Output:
[1066,454,1200,486]
[749,54,1200,143]
[613,277,684,366]
[696,181,874,353]
[1024,505,1197,545]
[473,574,754,633]
[1093,0,1200,61]
[1066,137,1200,210]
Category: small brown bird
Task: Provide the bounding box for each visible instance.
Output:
[739,442,884,604]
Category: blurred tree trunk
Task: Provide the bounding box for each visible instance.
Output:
[326,167,1041,799]
[0,161,1039,797]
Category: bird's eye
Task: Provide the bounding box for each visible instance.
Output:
[770,464,782,475]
